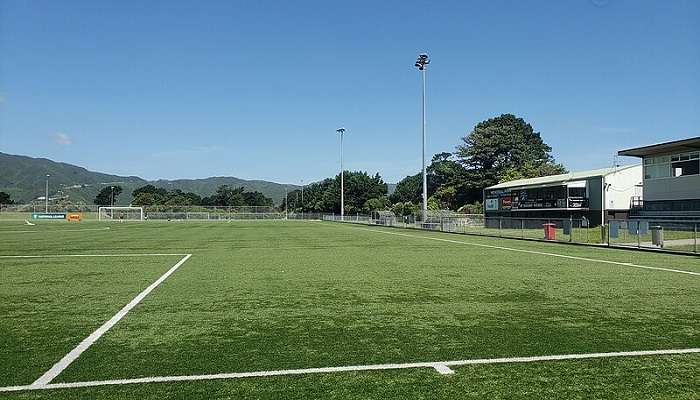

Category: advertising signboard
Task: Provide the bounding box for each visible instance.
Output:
[485,198,499,211]
[31,213,66,220]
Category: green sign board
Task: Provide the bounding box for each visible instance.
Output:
[31,213,67,220]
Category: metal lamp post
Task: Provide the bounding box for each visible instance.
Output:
[415,53,430,221]
[110,186,115,208]
[336,128,346,220]
[45,174,50,213]
[301,180,304,219]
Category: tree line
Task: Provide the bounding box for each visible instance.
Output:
[91,113,566,215]
[94,184,274,207]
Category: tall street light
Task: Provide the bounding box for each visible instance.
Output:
[300,180,304,219]
[336,128,346,220]
[415,53,430,221]
[45,174,50,213]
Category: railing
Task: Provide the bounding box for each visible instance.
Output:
[324,214,699,255]
[630,197,644,209]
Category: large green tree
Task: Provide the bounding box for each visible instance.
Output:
[389,173,422,204]
[242,190,274,207]
[288,171,387,213]
[0,191,13,204]
[94,185,122,206]
[455,114,566,191]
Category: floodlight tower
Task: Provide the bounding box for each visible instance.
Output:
[45,174,50,213]
[336,128,346,220]
[415,53,430,221]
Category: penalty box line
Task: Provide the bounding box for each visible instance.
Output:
[353,226,700,277]
[21,253,193,388]
[0,348,698,392]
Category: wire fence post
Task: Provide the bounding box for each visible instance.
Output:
[569,216,573,243]
[499,217,502,237]
[521,219,525,239]
[695,223,698,254]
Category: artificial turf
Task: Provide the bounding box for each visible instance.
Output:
[0,220,698,399]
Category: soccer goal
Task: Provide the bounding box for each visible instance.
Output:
[98,206,144,221]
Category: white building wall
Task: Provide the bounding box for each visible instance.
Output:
[603,165,643,211]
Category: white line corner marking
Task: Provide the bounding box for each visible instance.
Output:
[29,253,193,388]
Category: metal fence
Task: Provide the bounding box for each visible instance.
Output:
[0,204,324,221]
[607,218,698,253]
[324,214,699,255]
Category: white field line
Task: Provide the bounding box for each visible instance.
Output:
[29,253,193,387]
[0,253,188,258]
[355,226,700,277]
[1,348,698,392]
[0,227,111,233]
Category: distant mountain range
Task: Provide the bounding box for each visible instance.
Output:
[0,152,298,204]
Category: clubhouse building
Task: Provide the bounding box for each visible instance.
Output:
[618,136,700,216]
[484,165,643,226]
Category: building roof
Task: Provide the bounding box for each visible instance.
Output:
[486,165,639,190]
[618,136,700,157]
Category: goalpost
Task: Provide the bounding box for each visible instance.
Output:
[98,206,144,222]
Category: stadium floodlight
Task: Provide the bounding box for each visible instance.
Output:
[414,53,430,221]
[336,128,346,220]
[45,174,50,213]
[110,186,115,208]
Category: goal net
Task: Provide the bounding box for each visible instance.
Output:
[98,206,144,221]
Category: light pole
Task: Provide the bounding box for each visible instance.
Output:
[300,180,304,219]
[285,186,288,220]
[336,128,346,220]
[415,53,430,221]
[45,174,50,213]
[110,186,115,208]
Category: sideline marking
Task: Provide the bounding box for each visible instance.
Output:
[29,254,193,387]
[0,253,188,259]
[0,227,111,234]
[1,348,698,392]
[354,226,700,277]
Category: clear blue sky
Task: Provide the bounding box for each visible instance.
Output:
[1,0,698,184]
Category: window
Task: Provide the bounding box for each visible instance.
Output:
[568,187,586,198]
[671,159,700,177]
[643,153,699,179]
[645,164,670,179]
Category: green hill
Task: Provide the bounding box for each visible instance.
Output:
[0,152,297,204]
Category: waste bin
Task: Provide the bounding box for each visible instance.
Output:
[543,223,556,240]
[651,226,664,247]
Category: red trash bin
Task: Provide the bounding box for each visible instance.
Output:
[543,223,556,240]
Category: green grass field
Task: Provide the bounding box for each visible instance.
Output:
[1,220,699,399]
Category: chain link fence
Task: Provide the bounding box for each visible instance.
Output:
[0,204,324,221]
[324,213,699,255]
